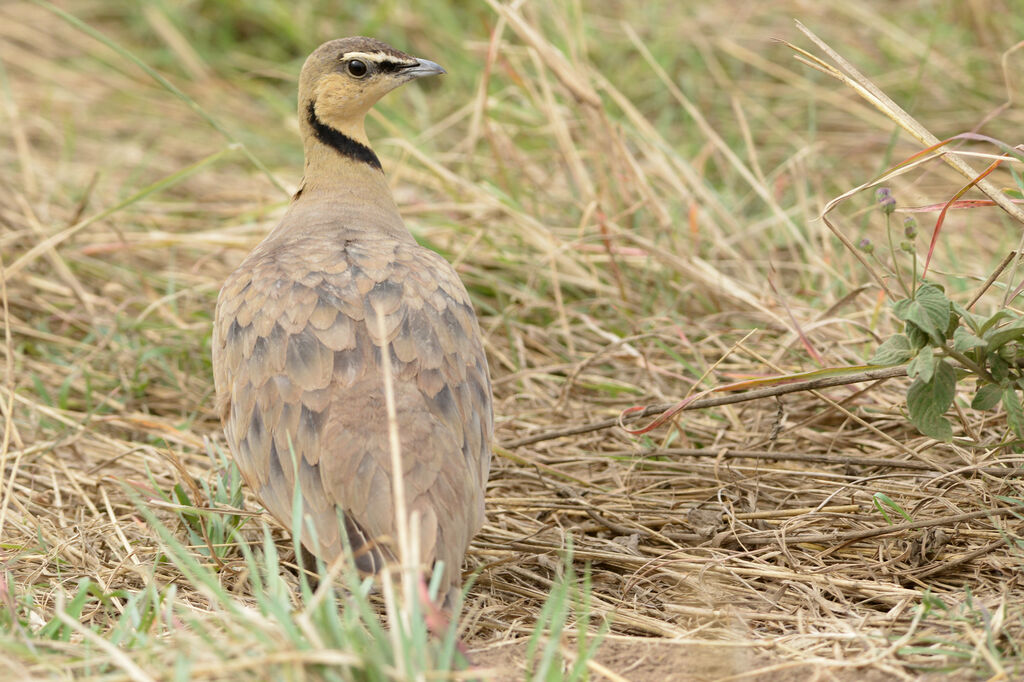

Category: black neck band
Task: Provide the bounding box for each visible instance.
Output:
[306,101,382,171]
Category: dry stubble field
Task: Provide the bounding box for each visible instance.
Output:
[2,1,1024,680]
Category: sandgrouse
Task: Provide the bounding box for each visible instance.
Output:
[212,37,492,601]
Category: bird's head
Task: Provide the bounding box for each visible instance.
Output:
[298,37,445,139]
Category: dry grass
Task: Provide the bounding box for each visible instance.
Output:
[2,1,1024,679]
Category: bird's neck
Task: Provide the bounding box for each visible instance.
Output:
[273,111,413,244]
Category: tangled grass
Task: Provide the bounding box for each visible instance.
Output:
[2,1,1024,679]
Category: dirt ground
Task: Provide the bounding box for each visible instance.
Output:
[2,1,1024,680]
[471,636,971,681]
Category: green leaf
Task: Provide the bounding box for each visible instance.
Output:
[172,484,203,535]
[907,349,936,382]
[905,322,929,350]
[984,318,1024,353]
[972,383,1003,410]
[906,359,956,442]
[990,354,1010,382]
[1003,388,1024,439]
[979,310,1015,335]
[945,312,960,339]
[38,579,96,642]
[870,334,912,365]
[872,492,913,525]
[951,301,977,333]
[892,285,951,343]
[952,326,985,353]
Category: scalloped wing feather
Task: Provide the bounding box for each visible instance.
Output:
[212,236,491,588]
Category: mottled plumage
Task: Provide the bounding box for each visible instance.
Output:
[212,37,492,597]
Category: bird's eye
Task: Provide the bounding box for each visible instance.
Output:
[346,60,368,78]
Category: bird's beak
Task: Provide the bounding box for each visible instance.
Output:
[403,58,446,79]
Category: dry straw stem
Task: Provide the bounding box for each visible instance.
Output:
[505,365,908,448]
[373,307,424,679]
[791,21,1024,314]
[792,21,1024,226]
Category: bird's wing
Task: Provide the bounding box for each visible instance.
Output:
[212,236,491,579]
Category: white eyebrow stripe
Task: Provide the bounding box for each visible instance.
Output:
[341,51,416,66]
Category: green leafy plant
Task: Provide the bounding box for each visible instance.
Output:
[146,441,246,563]
[526,544,608,682]
[899,588,1020,676]
[864,189,1024,443]
[872,492,914,525]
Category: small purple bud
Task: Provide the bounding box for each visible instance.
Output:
[858,238,874,254]
[876,187,896,215]
[903,216,917,238]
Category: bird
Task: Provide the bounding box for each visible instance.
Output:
[211,37,492,604]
